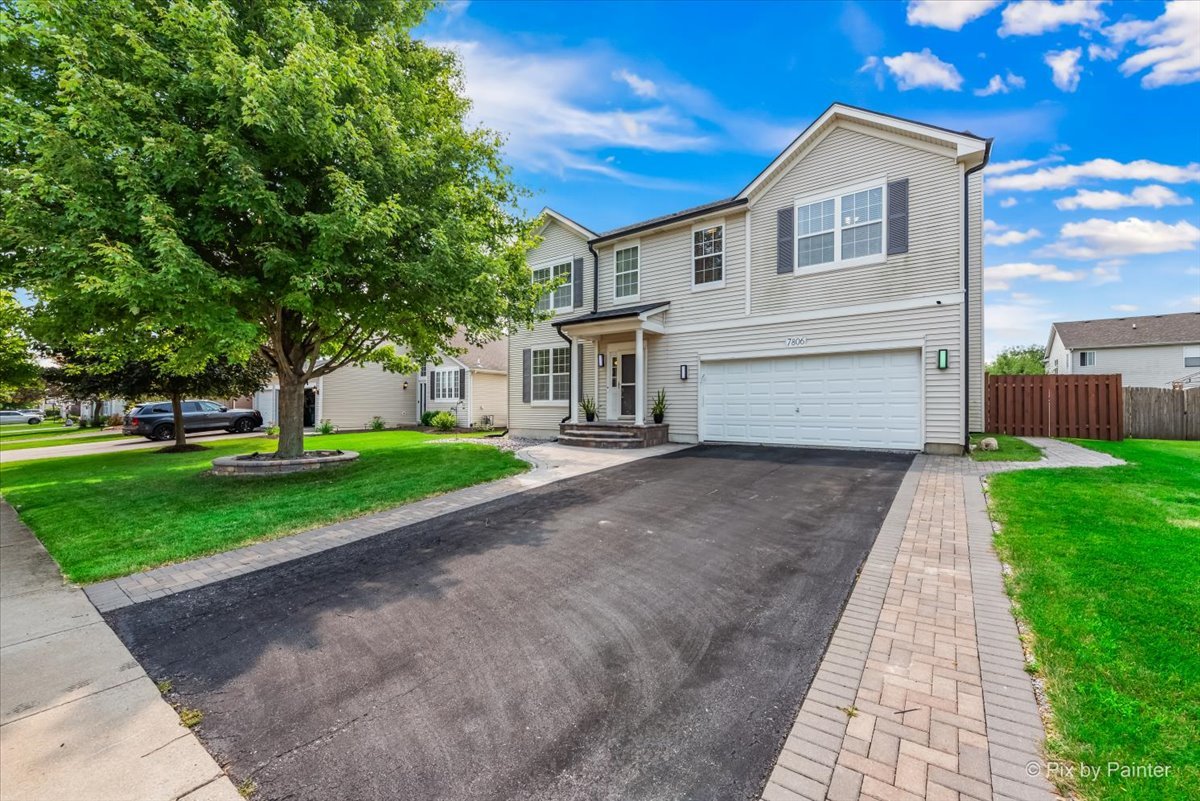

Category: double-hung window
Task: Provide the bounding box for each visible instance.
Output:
[534,261,573,313]
[794,181,885,271]
[1079,351,1096,367]
[432,370,460,400]
[615,245,639,299]
[531,346,570,402]
[693,223,724,287]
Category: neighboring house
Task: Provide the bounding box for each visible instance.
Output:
[418,335,509,428]
[255,361,420,430]
[509,102,990,454]
[1045,312,1200,388]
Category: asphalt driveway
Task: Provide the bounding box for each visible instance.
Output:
[107,444,913,801]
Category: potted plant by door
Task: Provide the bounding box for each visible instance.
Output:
[579,396,597,422]
[651,389,667,424]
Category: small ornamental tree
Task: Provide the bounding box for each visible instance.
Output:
[987,345,1047,376]
[2,0,545,458]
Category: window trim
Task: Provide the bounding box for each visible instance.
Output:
[530,345,571,405]
[691,219,727,292]
[531,257,575,315]
[613,241,640,302]
[431,368,461,401]
[1079,350,1096,367]
[792,176,888,277]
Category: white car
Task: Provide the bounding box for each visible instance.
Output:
[0,410,43,425]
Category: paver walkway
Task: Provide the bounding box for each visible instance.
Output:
[761,438,1122,801]
[0,503,241,801]
[85,441,687,611]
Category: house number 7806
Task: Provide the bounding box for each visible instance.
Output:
[784,336,808,347]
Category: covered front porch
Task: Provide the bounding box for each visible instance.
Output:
[553,302,670,447]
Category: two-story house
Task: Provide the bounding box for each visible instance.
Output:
[1045,312,1200,387]
[508,103,990,454]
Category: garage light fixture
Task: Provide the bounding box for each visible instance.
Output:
[937,349,949,370]
[680,364,688,381]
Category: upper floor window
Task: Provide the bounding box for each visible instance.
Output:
[615,245,639,299]
[533,261,573,313]
[693,223,724,288]
[794,181,885,272]
[1079,351,1096,367]
[432,369,460,400]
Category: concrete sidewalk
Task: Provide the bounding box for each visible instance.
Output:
[0,430,259,464]
[0,504,240,801]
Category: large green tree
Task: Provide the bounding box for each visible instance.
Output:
[987,344,1047,375]
[1,0,544,457]
[0,290,41,404]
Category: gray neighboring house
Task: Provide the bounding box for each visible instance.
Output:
[1045,312,1200,388]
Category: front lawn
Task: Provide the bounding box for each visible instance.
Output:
[987,439,1199,801]
[969,433,1043,462]
[0,431,527,583]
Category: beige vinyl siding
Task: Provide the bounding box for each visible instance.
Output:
[425,362,468,425]
[968,169,984,432]
[1064,343,1199,387]
[748,126,961,317]
[319,363,418,430]
[509,219,594,438]
[471,372,508,427]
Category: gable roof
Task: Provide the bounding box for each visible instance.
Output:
[1050,312,1200,350]
[538,207,596,241]
[447,333,508,372]
[590,197,747,245]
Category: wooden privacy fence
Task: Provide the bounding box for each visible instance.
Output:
[986,374,1124,440]
[1124,386,1199,440]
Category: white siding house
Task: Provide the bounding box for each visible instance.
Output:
[1045,313,1200,388]
[509,103,990,454]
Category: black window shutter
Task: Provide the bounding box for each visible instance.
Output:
[887,179,909,255]
[459,368,466,400]
[572,257,584,308]
[522,349,531,403]
[429,376,434,400]
[776,207,794,274]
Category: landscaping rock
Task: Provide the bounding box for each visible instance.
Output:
[979,436,1000,451]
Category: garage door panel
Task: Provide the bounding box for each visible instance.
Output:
[701,350,922,449]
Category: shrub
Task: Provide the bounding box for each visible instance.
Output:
[43,407,61,419]
[368,415,386,431]
[316,419,335,435]
[106,413,125,427]
[430,411,457,431]
[420,410,438,427]
[265,425,280,439]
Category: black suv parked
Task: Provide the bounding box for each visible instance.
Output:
[123,400,262,441]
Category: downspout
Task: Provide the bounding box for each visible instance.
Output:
[588,241,599,313]
[556,324,574,425]
[962,139,993,450]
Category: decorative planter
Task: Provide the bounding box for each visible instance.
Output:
[585,412,596,422]
[652,413,664,424]
[211,450,359,476]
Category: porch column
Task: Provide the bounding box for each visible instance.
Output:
[635,328,645,425]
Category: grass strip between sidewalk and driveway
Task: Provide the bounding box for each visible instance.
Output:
[969,432,1043,462]
[987,439,1199,801]
[0,430,527,584]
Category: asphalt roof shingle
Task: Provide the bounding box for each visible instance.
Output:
[1052,312,1200,349]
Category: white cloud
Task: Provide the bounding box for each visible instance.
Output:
[975,71,1027,96]
[1186,267,1200,276]
[1055,185,1195,210]
[989,158,1200,191]
[1000,0,1108,37]
[1169,295,1200,310]
[880,49,965,91]
[907,0,1003,30]
[1111,304,1139,312]
[984,261,1087,290]
[613,69,658,98]
[1088,42,1119,61]
[984,221,1043,246]
[1039,217,1200,259]
[1045,48,1084,92]
[1092,264,1122,284]
[1000,197,1019,208]
[985,303,1062,359]
[988,155,1064,175]
[1106,1,1200,88]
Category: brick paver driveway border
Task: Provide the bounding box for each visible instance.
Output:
[761,439,1122,801]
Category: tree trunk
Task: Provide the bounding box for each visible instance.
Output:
[276,374,306,458]
[171,392,187,449]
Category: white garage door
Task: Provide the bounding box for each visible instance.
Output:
[700,350,922,450]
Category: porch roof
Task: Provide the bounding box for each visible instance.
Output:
[551,302,670,337]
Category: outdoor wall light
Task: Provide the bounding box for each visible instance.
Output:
[597,353,605,368]
[680,364,689,381]
[403,380,409,391]
[937,349,949,370]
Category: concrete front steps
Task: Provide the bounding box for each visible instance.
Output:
[557,422,670,449]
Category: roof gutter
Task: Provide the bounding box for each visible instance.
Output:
[963,139,993,450]
[588,198,748,246]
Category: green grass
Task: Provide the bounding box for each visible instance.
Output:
[0,421,78,439]
[0,430,527,584]
[0,432,136,452]
[969,433,1044,462]
[988,439,1199,800]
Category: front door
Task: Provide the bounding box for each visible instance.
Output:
[606,347,637,420]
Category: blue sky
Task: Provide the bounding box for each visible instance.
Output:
[419,0,1200,358]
